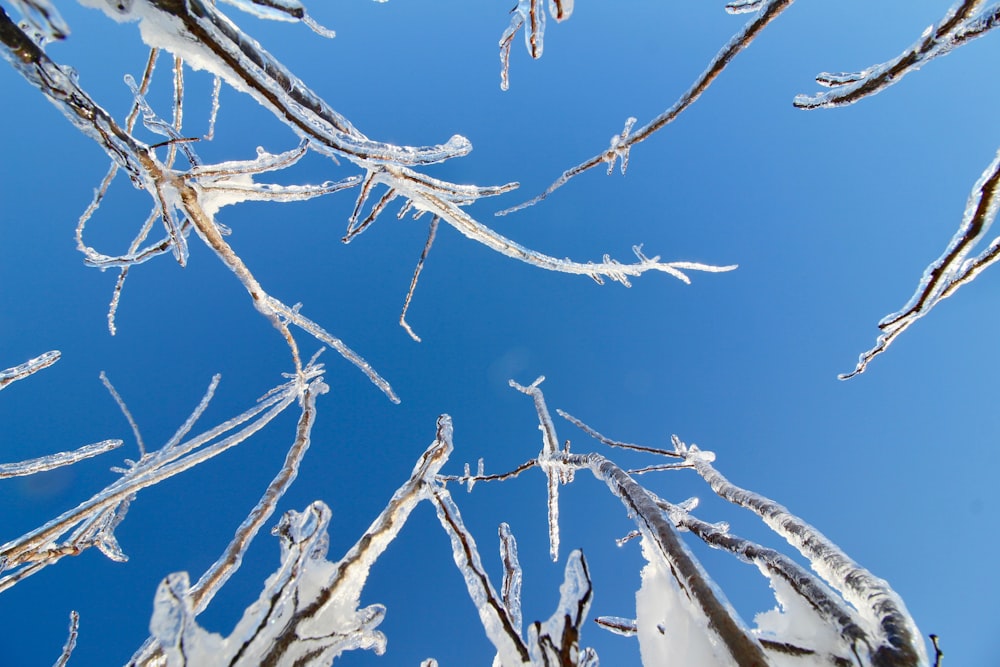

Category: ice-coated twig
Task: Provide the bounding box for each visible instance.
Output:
[594,615,637,637]
[9,0,68,43]
[794,0,1000,110]
[499,0,795,214]
[430,485,532,666]
[129,414,455,666]
[0,350,60,391]
[510,380,768,666]
[557,409,682,458]
[498,0,574,90]
[509,377,566,562]
[0,440,123,480]
[0,368,311,592]
[99,371,147,458]
[673,434,928,666]
[185,370,327,614]
[51,610,79,667]
[438,457,538,486]
[217,0,335,38]
[400,215,439,342]
[843,146,1000,378]
[499,523,524,639]
[163,373,221,453]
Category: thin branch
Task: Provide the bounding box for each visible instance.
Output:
[794,0,1000,110]
[0,440,123,480]
[930,634,943,667]
[429,484,532,665]
[400,215,439,342]
[51,610,79,667]
[557,409,683,458]
[99,372,146,458]
[0,371,306,590]
[498,0,795,214]
[0,350,60,391]
[843,146,1000,378]
[186,374,326,613]
[438,457,538,486]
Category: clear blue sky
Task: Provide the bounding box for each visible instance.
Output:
[1,1,998,665]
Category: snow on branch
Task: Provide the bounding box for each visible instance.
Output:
[671,434,928,666]
[794,0,1000,110]
[128,414,454,666]
[552,390,929,666]
[62,377,931,666]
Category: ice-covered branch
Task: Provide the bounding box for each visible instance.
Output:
[1,6,401,398]
[0,368,314,592]
[794,0,1000,110]
[364,169,736,287]
[52,610,79,667]
[498,0,574,91]
[94,0,471,166]
[0,439,123,480]
[511,379,770,667]
[843,146,1000,378]
[510,377,569,562]
[499,0,795,214]
[429,485,533,666]
[0,350,60,391]
[673,435,927,666]
[655,495,872,664]
[184,370,328,615]
[583,453,771,667]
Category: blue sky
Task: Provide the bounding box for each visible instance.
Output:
[1,1,998,664]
